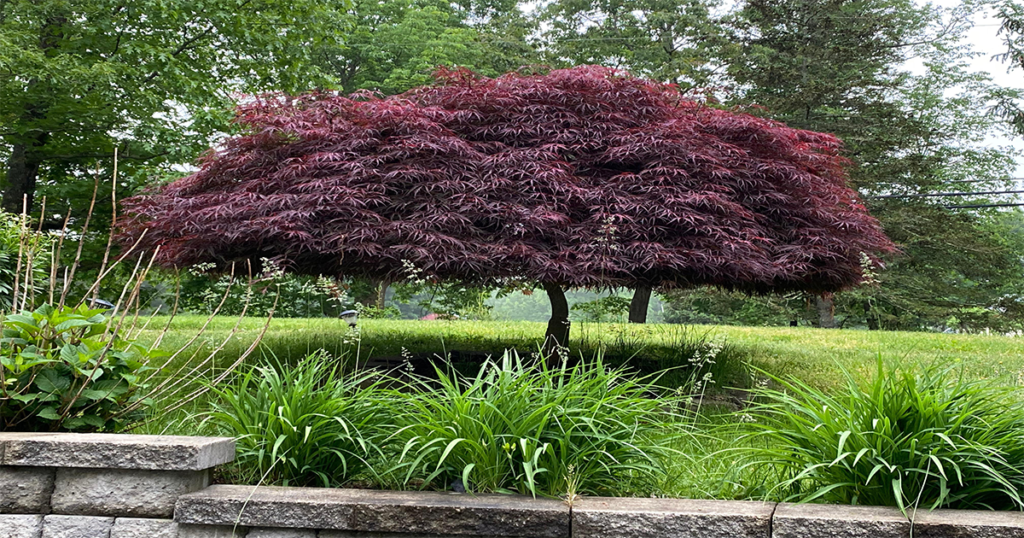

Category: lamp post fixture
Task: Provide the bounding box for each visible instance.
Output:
[339,309,359,328]
[89,298,115,309]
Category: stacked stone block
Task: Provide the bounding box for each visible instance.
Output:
[174,485,571,538]
[0,432,233,538]
[572,497,773,538]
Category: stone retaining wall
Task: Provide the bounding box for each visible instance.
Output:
[0,433,233,537]
[1,433,1022,537]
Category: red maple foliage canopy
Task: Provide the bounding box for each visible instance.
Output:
[121,66,893,340]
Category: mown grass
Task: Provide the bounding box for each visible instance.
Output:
[137,317,1024,392]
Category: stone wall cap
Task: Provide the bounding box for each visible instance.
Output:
[774,502,909,522]
[573,496,776,517]
[175,485,569,537]
[915,508,1024,528]
[0,433,235,471]
[572,497,773,538]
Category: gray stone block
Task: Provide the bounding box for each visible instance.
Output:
[246,529,316,538]
[0,433,63,462]
[0,466,55,513]
[109,518,178,538]
[175,485,354,530]
[176,524,247,538]
[350,491,569,537]
[914,508,1024,538]
[176,485,569,537]
[50,468,209,518]
[0,514,45,538]
[319,534,493,538]
[772,504,910,538]
[41,515,114,538]
[0,433,234,471]
[573,497,774,538]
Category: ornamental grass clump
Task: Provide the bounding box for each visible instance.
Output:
[734,357,1024,511]
[390,350,687,498]
[207,352,394,487]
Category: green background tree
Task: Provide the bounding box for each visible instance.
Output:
[0,0,348,215]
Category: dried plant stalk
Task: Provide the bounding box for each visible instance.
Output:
[1,156,271,431]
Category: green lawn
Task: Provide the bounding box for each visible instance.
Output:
[714,324,1024,388]
[141,316,1024,391]
[133,316,1024,501]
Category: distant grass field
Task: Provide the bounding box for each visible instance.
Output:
[138,316,1024,392]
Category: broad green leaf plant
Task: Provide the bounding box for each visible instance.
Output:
[0,304,165,431]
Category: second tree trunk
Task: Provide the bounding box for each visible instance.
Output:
[816,293,836,328]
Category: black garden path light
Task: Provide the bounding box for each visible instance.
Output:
[339,309,359,328]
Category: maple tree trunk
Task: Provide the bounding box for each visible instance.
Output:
[816,293,836,328]
[542,282,570,362]
[629,285,652,323]
[2,143,43,214]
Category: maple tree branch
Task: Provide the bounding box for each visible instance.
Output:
[142,0,256,84]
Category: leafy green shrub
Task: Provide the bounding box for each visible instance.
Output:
[356,303,402,319]
[0,304,165,431]
[172,261,348,318]
[571,296,631,322]
[391,351,686,497]
[207,352,393,487]
[734,358,1024,511]
[0,212,20,309]
[389,282,495,320]
[0,211,51,310]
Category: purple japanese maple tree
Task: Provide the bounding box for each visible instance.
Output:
[121,66,894,347]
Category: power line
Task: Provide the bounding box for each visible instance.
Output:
[945,202,1024,209]
[871,178,1024,186]
[939,177,1024,184]
[870,189,1024,199]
